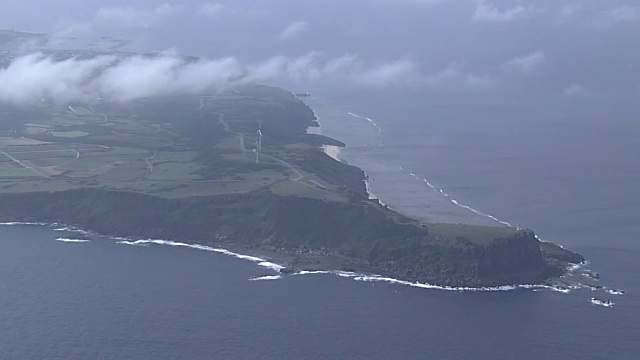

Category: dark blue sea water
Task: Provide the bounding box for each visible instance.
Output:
[1,89,639,359]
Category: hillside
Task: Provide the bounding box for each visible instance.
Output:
[0,83,583,287]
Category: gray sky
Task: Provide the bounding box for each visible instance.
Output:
[0,0,639,106]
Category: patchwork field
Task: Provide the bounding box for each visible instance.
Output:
[0,86,354,201]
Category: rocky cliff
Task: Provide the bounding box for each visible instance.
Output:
[0,188,582,287]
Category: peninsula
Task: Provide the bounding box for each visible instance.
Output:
[0,36,583,287]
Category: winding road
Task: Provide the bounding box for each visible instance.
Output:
[202,98,342,201]
[0,150,50,178]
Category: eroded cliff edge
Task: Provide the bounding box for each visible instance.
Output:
[0,83,583,287]
[0,188,582,287]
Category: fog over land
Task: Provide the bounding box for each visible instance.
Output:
[0,52,425,103]
[0,0,638,111]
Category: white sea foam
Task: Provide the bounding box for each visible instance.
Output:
[348,112,511,226]
[53,226,92,235]
[402,168,513,227]
[579,283,599,291]
[305,107,322,135]
[294,270,333,275]
[347,112,384,146]
[258,261,285,272]
[56,238,90,243]
[250,275,282,281]
[54,227,72,231]
[115,239,284,272]
[0,222,47,226]
[548,286,571,294]
[606,289,625,295]
[591,298,614,308]
[364,179,387,206]
[293,269,566,293]
[566,261,588,272]
[117,240,146,246]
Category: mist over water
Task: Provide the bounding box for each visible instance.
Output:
[1,0,640,358]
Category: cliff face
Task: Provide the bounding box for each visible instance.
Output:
[0,189,580,287]
[366,230,563,287]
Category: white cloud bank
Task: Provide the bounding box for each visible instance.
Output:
[504,51,546,73]
[562,84,591,97]
[473,1,534,23]
[592,6,640,27]
[94,3,183,28]
[197,2,228,17]
[277,21,309,41]
[0,50,493,105]
[0,53,244,103]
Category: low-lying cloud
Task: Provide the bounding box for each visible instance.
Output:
[94,3,183,28]
[0,52,433,104]
[473,1,534,23]
[504,51,546,74]
[197,2,229,17]
[0,49,499,105]
[592,6,640,28]
[0,53,246,103]
[562,84,591,98]
[277,21,309,41]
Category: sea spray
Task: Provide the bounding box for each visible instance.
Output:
[55,238,90,243]
[0,222,47,226]
[249,275,282,281]
[347,112,384,147]
[293,269,572,293]
[400,165,512,227]
[116,239,284,272]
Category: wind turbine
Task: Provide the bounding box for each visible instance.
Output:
[255,122,263,164]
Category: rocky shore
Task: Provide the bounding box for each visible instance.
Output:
[0,188,583,287]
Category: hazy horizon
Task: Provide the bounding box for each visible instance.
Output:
[1,0,638,110]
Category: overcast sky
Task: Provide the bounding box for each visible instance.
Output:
[0,0,639,107]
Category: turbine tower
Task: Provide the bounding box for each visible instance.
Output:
[255,123,263,164]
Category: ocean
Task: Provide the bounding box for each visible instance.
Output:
[1,89,638,359]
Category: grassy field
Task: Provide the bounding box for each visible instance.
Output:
[0,168,41,179]
[0,86,350,201]
[429,223,520,245]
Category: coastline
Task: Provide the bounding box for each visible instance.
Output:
[0,88,585,289]
[0,221,586,293]
[303,99,513,226]
[307,109,384,205]
[321,144,341,162]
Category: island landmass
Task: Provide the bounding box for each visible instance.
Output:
[0,33,584,287]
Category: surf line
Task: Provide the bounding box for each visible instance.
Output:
[347,112,384,147]
[399,165,512,227]
[294,270,571,293]
[56,237,90,243]
[116,239,284,272]
[344,111,510,227]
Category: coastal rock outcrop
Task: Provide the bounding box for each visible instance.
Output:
[0,189,582,287]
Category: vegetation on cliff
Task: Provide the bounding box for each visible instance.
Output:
[0,83,583,286]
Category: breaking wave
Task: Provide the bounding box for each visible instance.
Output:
[606,289,625,295]
[116,239,284,272]
[250,275,282,281]
[400,166,512,227]
[364,179,387,206]
[56,238,90,243]
[343,110,536,234]
[348,112,384,146]
[591,298,614,308]
[53,226,92,235]
[294,270,570,293]
[567,260,588,272]
[0,222,47,226]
